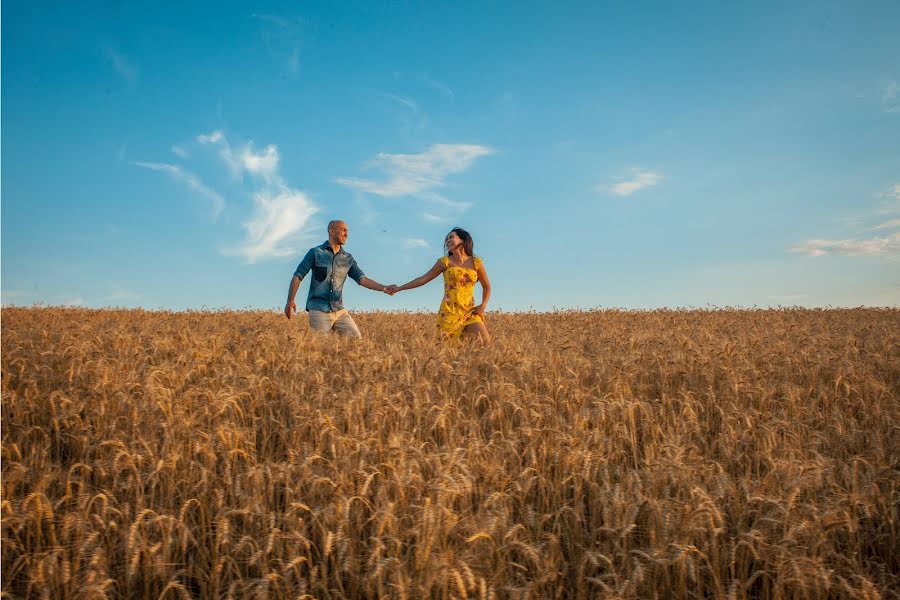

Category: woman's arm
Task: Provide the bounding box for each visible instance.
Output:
[473,260,491,317]
[397,260,445,292]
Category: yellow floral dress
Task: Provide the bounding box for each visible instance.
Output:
[437,255,484,338]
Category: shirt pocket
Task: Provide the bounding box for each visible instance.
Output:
[313,266,329,282]
[332,257,351,279]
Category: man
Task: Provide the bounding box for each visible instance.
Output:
[285,220,390,338]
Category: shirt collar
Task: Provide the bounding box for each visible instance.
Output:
[321,240,343,255]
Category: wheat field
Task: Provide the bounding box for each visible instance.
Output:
[1,306,898,599]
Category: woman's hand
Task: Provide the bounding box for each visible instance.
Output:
[473,304,486,318]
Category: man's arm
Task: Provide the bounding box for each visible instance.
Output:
[285,249,315,319]
[348,258,390,293]
[285,275,301,319]
[358,276,388,293]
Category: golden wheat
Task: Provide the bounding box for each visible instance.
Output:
[1,307,898,599]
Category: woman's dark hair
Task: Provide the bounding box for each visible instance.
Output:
[447,227,474,257]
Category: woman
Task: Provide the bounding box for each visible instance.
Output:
[391,228,492,344]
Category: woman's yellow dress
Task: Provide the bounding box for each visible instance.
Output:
[437,255,484,338]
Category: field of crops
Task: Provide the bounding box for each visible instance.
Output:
[2,307,898,599]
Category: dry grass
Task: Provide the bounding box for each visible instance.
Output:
[2,306,898,599]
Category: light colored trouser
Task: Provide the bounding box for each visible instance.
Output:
[308,309,362,338]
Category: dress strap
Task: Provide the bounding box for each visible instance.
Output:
[439,256,450,267]
[473,256,483,269]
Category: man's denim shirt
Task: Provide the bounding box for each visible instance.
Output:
[294,241,365,312]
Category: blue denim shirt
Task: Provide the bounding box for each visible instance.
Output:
[293,241,366,312]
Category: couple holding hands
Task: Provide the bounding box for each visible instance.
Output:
[285,220,492,344]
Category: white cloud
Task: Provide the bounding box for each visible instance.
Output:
[225,184,318,262]
[238,144,279,180]
[873,218,900,230]
[197,130,280,183]
[197,130,224,144]
[195,130,317,262]
[336,143,494,198]
[141,130,316,263]
[171,145,190,158]
[600,170,663,196]
[105,47,137,83]
[403,238,429,250]
[198,131,240,177]
[789,232,900,257]
[132,161,225,219]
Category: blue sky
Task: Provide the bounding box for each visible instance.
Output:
[3,1,899,311]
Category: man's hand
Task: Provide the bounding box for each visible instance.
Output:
[285,301,297,319]
[384,285,399,296]
[473,304,486,318]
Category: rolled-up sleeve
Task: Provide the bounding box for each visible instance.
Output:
[348,257,365,284]
[293,249,315,280]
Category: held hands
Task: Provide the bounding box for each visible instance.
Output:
[383,285,400,296]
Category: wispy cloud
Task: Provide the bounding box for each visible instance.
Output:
[198,130,318,262]
[383,92,418,113]
[883,81,900,113]
[768,293,808,303]
[336,144,494,198]
[403,238,429,250]
[874,182,900,215]
[873,218,900,230]
[197,130,279,182]
[225,185,318,262]
[422,76,455,101]
[197,131,224,144]
[789,232,900,257]
[103,286,142,305]
[377,90,428,132]
[352,193,378,225]
[599,169,663,196]
[252,13,303,75]
[105,47,137,83]
[171,145,190,158]
[238,145,279,180]
[1,290,32,306]
[132,161,225,219]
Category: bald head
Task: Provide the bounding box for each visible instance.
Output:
[328,220,349,247]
